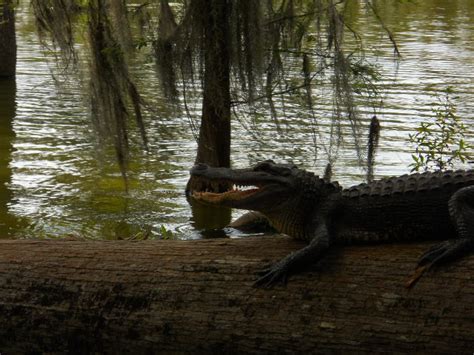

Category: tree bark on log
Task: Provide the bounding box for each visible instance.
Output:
[0,237,472,353]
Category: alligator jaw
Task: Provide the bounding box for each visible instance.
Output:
[189,162,294,209]
[192,185,261,204]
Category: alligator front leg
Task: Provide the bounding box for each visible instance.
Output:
[254,223,330,288]
[227,211,274,233]
[418,185,474,267]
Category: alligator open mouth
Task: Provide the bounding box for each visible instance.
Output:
[189,162,292,209]
[192,183,262,204]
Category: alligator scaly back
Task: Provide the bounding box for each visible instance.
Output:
[343,170,474,198]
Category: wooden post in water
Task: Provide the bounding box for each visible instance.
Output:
[367,115,380,183]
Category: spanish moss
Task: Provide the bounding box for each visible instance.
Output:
[31,0,80,69]
[32,0,148,185]
[88,0,147,186]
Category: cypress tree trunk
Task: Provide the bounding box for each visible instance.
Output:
[195,0,231,168]
[0,0,16,78]
[186,0,232,227]
[0,238,473,353]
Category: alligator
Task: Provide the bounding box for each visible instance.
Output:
[190,160,474,287]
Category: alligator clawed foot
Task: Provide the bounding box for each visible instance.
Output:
[405,264,430,288]
[407,238,473,288]
[406,240,456,289]
[417,238,472,267]
[417,240,452,266]
[253,263,289,288]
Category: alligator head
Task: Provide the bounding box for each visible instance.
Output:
[189,160,341,240]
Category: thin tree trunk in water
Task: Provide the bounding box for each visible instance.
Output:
[185,0,232,195]
[0,0,16,78]
[0,79,17,236]
[186,0,232,227]
[195,0,231,168]
[0,238,473,353]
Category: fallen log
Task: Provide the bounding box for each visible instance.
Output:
[0,237,473,353]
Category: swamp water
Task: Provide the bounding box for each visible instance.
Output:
[0,1,473,239]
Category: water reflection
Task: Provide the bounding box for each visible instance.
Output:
[0,79,20,236]
[2,1,474,239]
[188,196,232,238]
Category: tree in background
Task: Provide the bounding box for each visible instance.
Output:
[0,0,18,236]
[0,0,16,78]
[0,78,18,236]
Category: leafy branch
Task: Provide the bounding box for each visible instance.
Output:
[409,88,471,172]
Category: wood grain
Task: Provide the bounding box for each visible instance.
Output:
[0,237,472,353]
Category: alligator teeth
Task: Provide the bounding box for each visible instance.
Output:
[232,184,258,191]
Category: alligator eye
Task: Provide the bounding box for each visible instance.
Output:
[253,161,294,176]
[254,161,274,171]
[279,167,292,176]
